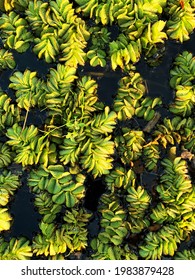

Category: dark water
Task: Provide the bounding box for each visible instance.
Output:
[9,184,41,240]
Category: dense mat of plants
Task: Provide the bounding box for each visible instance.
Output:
[0,0,195,260]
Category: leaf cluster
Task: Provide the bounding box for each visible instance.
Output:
[33,208,91,257]
[169,51,195,116]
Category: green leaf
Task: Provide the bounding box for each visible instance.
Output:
[52,191,66,205]
[47,178,61,194]
[65,192,76,208]
[111,235,123,245]
[107,247,117,260]
[47,165,65,179]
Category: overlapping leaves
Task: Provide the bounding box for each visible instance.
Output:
[28,165,85,208]
[33,208,91,257]
[9,69,46,110]
[0,238,32,260]
[0,11,33,52]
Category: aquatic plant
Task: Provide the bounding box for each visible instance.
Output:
[0,143,12,168]
[28,164,85,209]
[115,128,145,164]
[141,20,167,56]
[0,11,33,52]
[154,116,195,152]
[0,0,28,12]
[90,193,132,260]
[174,249,195,260]
[0,170,20,206]
[169,85,195,116]
[135,96,162,121]
[60,106,117,178]
[143,140,161,171]
[87,27,110,67]
[0,207,12,232]
[138,157,195,259]
[109,35,142,70]
[0,237,32,260]
[139,223,185,259]
[27,0,90,65]
[169,51,195,88]
[166,0,195,42]
[0,0,195,261]
[6,124,46,166]
[151,157,194,217]
[113,71,146,120]
[105,166,136,192]
[169,51,195,116]
[0,48,15,70]
[0,91,20,132]
[9,69,46,110]
[45,64,77,117]
[126,185,151,233]
[33,208,91,257]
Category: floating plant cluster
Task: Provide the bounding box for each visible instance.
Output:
[0,0,195,260]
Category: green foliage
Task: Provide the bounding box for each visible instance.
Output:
[33,224,72,256]
[59,19,89,67]
[45,64,78,116]
[0,11,33,52]
[147,157,195,259]
[143,140,160,171]
[169,85,195,116]
[0,0,195,261]
[87,49,107,68]
[33,30,60,63]
[141,20,167,56]
[0,237,32,260]
[91,240,138,260]
[166,1,195,42]
[154,116,195,151]
[9,69,46,110]
[25,0,45,36]
[62,208,92,251]
[0,207,12,232]
[60,106,117,178]
[154,157,193,209]
[126,185,151,233]
[115,128,145,164]
[6,124,47,166]
[113,71,146,120]
[33,208,91,257]
[28,165,85,209]
[80,135,115,178]
[91,193,132,260]
[0,91,20,132]
[0,143,12,168]
[109,34,141,70]
[174,249,195,260]
[139,224,185,259]
[105,166,136,192]
[170,51,195,88]
[0,170,20,206]
[169,51,195,116]
[135,96,162,121]
[87,27,110,67]
[0,0,28,12]
[28,0,90,65]
[0,48,15,70]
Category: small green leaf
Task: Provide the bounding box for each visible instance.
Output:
[52,191,66,205]
[65,192,76,208]
[47,178,61,194]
